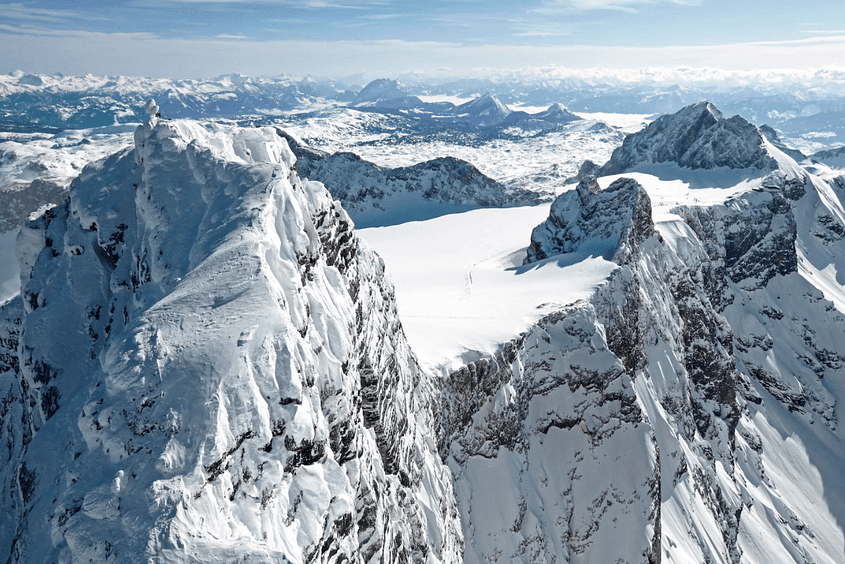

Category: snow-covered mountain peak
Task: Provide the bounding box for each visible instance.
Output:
[1,115,463,563]
[133,113,295,171]
[599,100,780,174]
[453,92,511,125]
[354,78,410,102]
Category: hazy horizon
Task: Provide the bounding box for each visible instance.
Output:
[2,0,845,78]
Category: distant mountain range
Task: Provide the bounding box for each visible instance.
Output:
[2,72,844,152]
[3,98,845,564]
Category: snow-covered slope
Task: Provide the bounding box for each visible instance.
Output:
[4,96,845,564]
[599,101,779,174]
[359,102,845,564]
[0,108,462,563]
[279,130,541,227]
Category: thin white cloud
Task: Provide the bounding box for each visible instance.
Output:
[539,0,700,12]
[0,23,158,40]
[2,2,106,23]
[511,20,571,37]
[215,33,249,39]
[2,25,845,79]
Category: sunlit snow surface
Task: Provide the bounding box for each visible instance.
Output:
[358,164,761,374]
[359,206,617,373]
[0,125,136,185]
[274,109,627,191]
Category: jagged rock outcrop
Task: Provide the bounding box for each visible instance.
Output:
[278,129,539,227]
[0,110,462,563]
[598,101,779,174]
[449,107,845,562]
[525,176,654,265]
[440,304,661,564]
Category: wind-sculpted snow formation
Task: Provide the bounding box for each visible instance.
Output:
[0,108,462,563]
[439,102,845,564]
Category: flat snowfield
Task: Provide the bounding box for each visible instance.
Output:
[359,205,617,374]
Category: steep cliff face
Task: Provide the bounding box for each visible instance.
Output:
[440,303,661,564]
[598,101,778,175]
[0,111,462,563]
[278,129,536,227]
[441,103,845,564]
[525,176,654,265]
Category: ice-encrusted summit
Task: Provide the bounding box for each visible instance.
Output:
[599,101,779,174]
[0,111,462,563]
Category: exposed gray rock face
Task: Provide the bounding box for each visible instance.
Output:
[599,101,778,174]
[525,176,654,264]
[680,195,798,291]
[0,179,67,232]
[439,304,661,564]
[0,118,463,564]
[811,144,845,168]
[278,129,540,226]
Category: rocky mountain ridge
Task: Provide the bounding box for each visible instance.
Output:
[0,109,462,563]
[1,101,845,564]
[277,129,542,227]
[598,101,779,174]
[439,102,845,564]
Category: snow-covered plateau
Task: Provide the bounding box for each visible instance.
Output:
[1,84,845,564]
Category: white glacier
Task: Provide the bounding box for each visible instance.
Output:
[1,97,845,564]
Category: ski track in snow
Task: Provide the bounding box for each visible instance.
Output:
[358,205,618,373]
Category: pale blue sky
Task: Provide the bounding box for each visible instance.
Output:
[1,0,844,78]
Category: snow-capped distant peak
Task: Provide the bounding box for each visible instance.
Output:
[453,93,511,126]
[598,100,780,174]
[354,78,410,102]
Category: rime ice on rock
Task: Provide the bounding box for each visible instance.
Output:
[0,112,462,563]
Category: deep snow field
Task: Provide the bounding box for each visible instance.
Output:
[358,205,617,373]
[4,91,845,564]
